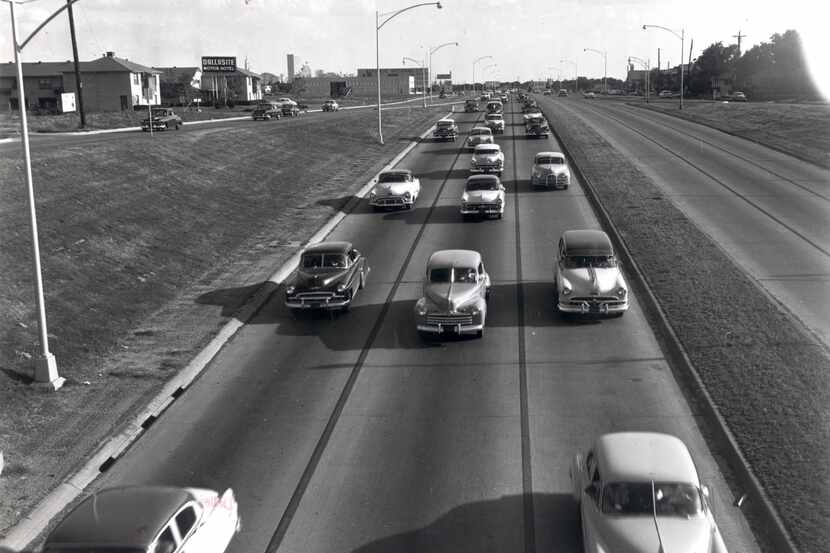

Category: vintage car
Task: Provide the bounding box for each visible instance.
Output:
[658,90,674,98]
[284,241,367,312]
[558,89,569,97]
[531,151,570,189]
[251,102,281,120]
[433,118,459,141]
[525,115,551,138]
[555,229,629,316]
[543,89,552,95]
[322,99,340,111]
[732,91,747,102]
[42,485,240,553]
[465,126,494,150]
[583,91,597,99]
[141,108,182,131]
[485,100,503,114]
[522,108,543,122]
[368,169,421,209]
[460,174,505,219]
[499,94,509,104]
[281,103,301,117]
[414,249,491,338]
[464,99,480,112]
[470,144,504,176]
[484,113,505,134]
[571,432,728,553]
[521,100,539,113]
[278,97,297,106]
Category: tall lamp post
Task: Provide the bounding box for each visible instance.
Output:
[376,1,442,144]
[472,55,493,96]
[583,47,607,93]
[643,24,685,109]
[428,41,458,104]
[402,56,427,108]
[5,0,69,389]
[560,58,578,92]
[482,63,497,93]
[628,55,650,102]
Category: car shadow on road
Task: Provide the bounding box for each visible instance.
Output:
[382,205,470,225]
[416,168,469,181]
[420,148,466,155]
[195,282,275,318]
[316,195,375,215]
[397,136,423,143]
[349,493,581,553]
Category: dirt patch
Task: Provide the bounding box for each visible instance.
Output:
[0,105,447,538]
[537,95,830,553]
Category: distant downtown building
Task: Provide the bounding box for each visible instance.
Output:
[286,53,295,83]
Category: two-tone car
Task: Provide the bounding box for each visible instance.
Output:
[470,144,504,176]
[485,100,503,114]
[42,485,240,553]
[465,126,494,150]
[525,115,550,138]
[368,170,421,210]
[433,118,459,141]
[322,99,340,111]
[571,432,728,553]
[460,174,505,219]
[285,241,367,312]
[464,99,480,112]
[554,229,629,316]
[530,151,570,189]
[251,102,281,120]
[484,112,505,134]
[414,249,491,338]
[141,108,182,131]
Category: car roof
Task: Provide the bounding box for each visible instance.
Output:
[535,151,565,161]
[562,229,613,256]
[466,174,500,184]
[595,432,700,485]
[379,169,412,178]
[303,241,352,254]
[471,126,492,133]
[437,118,455,124]
[44,486,193,548]
[474,144,500,151]
[427,249,482,269]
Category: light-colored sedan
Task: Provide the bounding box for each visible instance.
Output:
[465,126,494,150]
[484,113,505,134]
[470,144,504,176]
[369,169,421,209]
[530,151,570,189]
[571,432,728,553]
[555,229,629,316]
[414,249,491,338]
[42,485,240,553]
[460,174,505,219]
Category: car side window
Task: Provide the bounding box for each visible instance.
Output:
[154,526,177,553]
[175,506,198,540]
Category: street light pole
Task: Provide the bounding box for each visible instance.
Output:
[472,55,493,96]
[583,47,607,93]
[482,63,497,92]
[403,56,427,108]
[629,55,650,102]
[643,24,685,109]
[560,58,578,92]
[428,41,458,104]
[375,2,442,145]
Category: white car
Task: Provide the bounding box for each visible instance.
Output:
[484,113,505,134]
[278,96,297,106]
[470,144,504,176]
[465,126,494,150]
[460,174,505,219]
[369,169,420,210]
[522,109,543,122]
[530,151,570,189]
[42,485,241,553]
[571,432,728,553]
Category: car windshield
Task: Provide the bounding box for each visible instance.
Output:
[302,253,347,269]
[486,115,502,121]
[537,157,564,165]
[429,267,476,283]
[378,173,408,183]
[430,268,451,282]
[602,482,703,517]
[467,179,499,191]
[563,255,616,268]
[471,129,490,136]
[476,148,498,155]
[437,121,454,127]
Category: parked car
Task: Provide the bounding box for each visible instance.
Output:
[558,89,569,97]
[583,91,596,99]
[414,249,491,338]
[141,108,182,131]
[543,89,552,95]
[554,229,629,316]
[322,99,340,111]
[281,103,301,117]
[278,97,297,106]
[368,169,421,210]
[42,485,240,553]
[525,115,550,138]
[433,118,459,141]
[464,99,480,112]
[284,241,367,312]
[470,144,504,176]
[530,151,570,189]
[465,126,494,150]
[484,113,505,134]
[732,91,747,102]
[460,174,505,219]
[658,90,674,98]
[251,103,281,121]
[571,432,728,553]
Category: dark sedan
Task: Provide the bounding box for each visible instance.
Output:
[285,241,368,312]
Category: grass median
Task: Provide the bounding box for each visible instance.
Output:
[0,104,448,538]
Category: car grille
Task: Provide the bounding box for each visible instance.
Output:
[296,291,337,301]
[568,296,625,306]
[426,313,473,325]
[463,203,498,210]
[373,196,406,206]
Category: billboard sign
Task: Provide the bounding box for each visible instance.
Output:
[436,73,452,80]
[408,75,415,94]
[202,56,237,73]
[60,92,76,113]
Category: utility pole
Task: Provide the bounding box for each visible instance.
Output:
[733,30,745,54]
[65,0,85,128]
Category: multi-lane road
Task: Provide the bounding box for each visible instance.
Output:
[82,101,762,553]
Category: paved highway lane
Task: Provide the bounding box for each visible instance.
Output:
[85,102,761,553]
[546,97,830,349]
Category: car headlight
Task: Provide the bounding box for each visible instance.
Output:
[404,191,412,199]
[459,304,480,316]
[415,299,428,316]
[285,286,296,296]
[496,197,503,206]
[616,287,627,298]
[561,278,572,296]
[462,193,469,202]
[337,283,349,293]
[369,189,377,197]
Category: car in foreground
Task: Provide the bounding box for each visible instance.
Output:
[484,113,505,134]
[525,115,550,138]
[530,151,570,189]
[464,99,480,112]
[571,432,728,553]
[433,118,459,141]
[285,241,367,312]
[558,89,569,97]
[414,249,490,338]
[465,126,494,150]
[141,108,182,131]
[555,229,629,316]
[322,99,340,111]
[460,174,505,219]
[251,102,281,120]
[369,169,421,209]
[42,485,240,553]
[470,144,504,176]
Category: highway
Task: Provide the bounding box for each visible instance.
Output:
[83,100,762,553]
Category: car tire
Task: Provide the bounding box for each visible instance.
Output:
[476,328,484,339]
[164,123,169,130]
[359,271,366,290]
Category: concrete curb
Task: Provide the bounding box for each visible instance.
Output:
[542,102,800,553]
[0,111,450,552]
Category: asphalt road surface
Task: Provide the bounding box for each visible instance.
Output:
[548,97,830,350]
[86,102,762,553]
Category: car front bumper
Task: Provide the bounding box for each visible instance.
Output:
[286,296,352,310]
[417,322,484,334]
[460,203,503,215]
[470,165,503,174]
[142,121,172,130]
[531,174,569,188]
[557,298,629,314]
[370,195,414,207]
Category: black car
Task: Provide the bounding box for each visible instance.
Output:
[464,99,480,112]
[141,108,182,131]
[285,241,368,313]
[281,103,301,117]
[252,103,281,120]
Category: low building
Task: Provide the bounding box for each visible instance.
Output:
[200,67,262,104]
[155,66,202,106]
[292,67,419,99]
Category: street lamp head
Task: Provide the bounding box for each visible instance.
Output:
[436,2,442,8]
[642,25,647,30]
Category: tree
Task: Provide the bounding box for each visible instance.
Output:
[688,41,740,97]
[735,29,818,99]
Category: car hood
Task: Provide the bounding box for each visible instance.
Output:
[464,190,502,203]
[473,153,503,163]
[597,516,712,553]
[467,135,492,144]
[424,282,479,312]
[534,164,568,175]
[561,267,623,295]
[374,181,411,196]
[294,269,348,290]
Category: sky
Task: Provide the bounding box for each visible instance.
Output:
[1,0,828,95]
